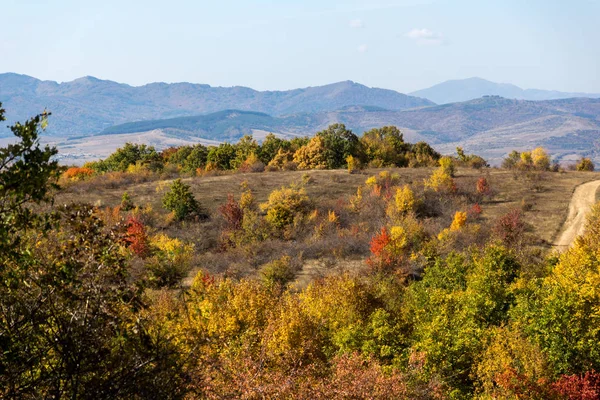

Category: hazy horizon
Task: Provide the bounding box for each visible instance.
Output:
[3,72,599,96]
[1,0,599,94]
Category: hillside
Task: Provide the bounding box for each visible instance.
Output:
[7,96,600,398]
[411,77,600,104]
[0,73,433,137]
[98,96,600,165]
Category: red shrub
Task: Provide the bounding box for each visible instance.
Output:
[469,203,483,219]
[366,227,392,271]
[493,209,526,247]
[493,368,553,399]
[218,194,243,231]
[124,216,150,258]
[476,177,491,196]
[371,184,382,198]
[552,371,600,400]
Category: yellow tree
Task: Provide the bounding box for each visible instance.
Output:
[293,136,328,170]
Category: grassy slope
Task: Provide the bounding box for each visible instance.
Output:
[56,168,600,286]
[57,168,598,242]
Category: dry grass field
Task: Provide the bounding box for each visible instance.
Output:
[55,167,600,286]
[57,167,599,243]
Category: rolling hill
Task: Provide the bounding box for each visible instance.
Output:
[0,73,433,137]
[410,77,600,104]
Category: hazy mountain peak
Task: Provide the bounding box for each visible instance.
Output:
[410,77,600,104]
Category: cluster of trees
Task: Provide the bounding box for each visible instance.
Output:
[502,147,553,171]
[500,147,597,173]
[72,124,443,178]
[574,157,595,171]
[3,104,600,399]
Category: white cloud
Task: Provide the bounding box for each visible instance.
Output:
[357,44,368,53]
[349,19,364,29]
[405,28,444,46]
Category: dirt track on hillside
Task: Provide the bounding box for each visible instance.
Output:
[554,180,600,251]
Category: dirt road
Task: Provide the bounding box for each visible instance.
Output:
[554,180,600,251]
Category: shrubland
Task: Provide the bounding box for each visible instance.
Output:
[3,103,600,399]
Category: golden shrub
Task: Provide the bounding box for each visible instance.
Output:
[424,168,456,193]
[261,185,311,230]
[62,167,94,181]
[293,136,328,170]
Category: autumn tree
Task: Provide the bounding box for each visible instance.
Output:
[361,126,409,167]
[502,150,521,169]
[456,147,488,169]
[531,147,551,170]
[268,148,295,170]
[293,136,329,170]
[576,157,595,171]
[259,133,291,164]
[438,156,455,177]
[512,203,600,376]
[231,135,260,169]
[502,148,551,171]
[408,141,441,167]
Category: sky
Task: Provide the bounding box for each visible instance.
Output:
[1,0,599,93]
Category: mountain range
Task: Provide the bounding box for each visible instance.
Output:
[1,73,600,165]
[98,96,600,165]
[410,77,600,104]
[0,73,432,137]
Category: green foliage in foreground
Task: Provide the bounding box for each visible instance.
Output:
[0,104,186,399]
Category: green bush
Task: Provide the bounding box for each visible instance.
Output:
[260,255,296,287]
[207,143,236,170]
[121,191,134,211]
[100,142,162,172]
[162,179,205,221]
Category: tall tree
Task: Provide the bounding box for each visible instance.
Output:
[316,123,363,169]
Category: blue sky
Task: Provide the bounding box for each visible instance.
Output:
[1,0,599,93]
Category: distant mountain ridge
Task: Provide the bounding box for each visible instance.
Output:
[410,77,600,104]
[0,73,433,137]
[101,96,600,165]
[3,73,600,165]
